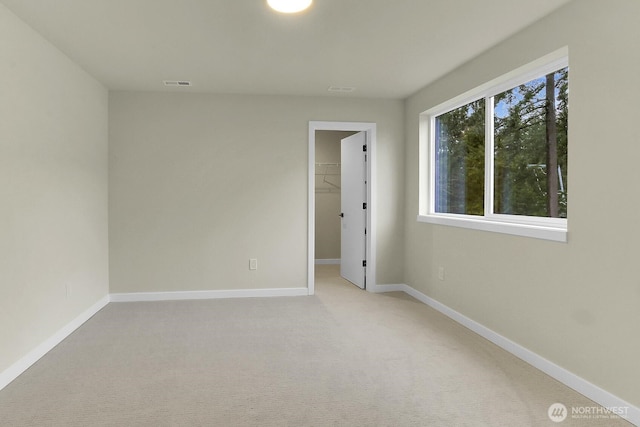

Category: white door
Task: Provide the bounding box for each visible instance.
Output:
[340,132,367,289]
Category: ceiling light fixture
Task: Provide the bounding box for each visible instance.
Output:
[267,0,313,14]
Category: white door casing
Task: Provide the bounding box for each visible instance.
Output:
[340,132,367,289]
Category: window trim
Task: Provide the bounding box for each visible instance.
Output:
[418,48,568,242]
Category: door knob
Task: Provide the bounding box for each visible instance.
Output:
[339,213,344,217]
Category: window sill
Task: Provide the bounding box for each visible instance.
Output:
[417,214,567,242]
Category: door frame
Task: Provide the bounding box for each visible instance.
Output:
[308,121,377,295]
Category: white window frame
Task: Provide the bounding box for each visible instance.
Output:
[418,48,568,242]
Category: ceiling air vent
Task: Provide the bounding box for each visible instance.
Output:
[163,80,192,87]
[328,86,355,93]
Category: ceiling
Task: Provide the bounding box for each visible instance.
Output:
[1,0,572,99]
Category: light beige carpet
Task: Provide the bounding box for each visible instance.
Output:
[0,265,632,426]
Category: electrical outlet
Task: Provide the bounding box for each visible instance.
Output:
[438,266,445,281]
[249,259,258,270]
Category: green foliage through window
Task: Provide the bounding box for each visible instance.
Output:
[434,100,485,215]
[494,68,568,218]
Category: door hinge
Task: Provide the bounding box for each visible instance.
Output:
[363,202,367,209]
[362,260,367,267]
[363,145,367,152]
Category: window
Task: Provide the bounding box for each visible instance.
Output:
[419,50,568,242]
[434,99,485,216]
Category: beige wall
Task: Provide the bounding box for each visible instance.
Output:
[404,0,640,408]
[0,4,109,374]
[314,131,356,260]
[109,93,404,292]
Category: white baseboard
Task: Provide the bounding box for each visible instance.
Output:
[0,295,109,392]
[393,284,639,426]
[369,283,406,293]
[109,287,310,302]
[315,259,340,265]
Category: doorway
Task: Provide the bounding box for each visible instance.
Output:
[308,121,377,295]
